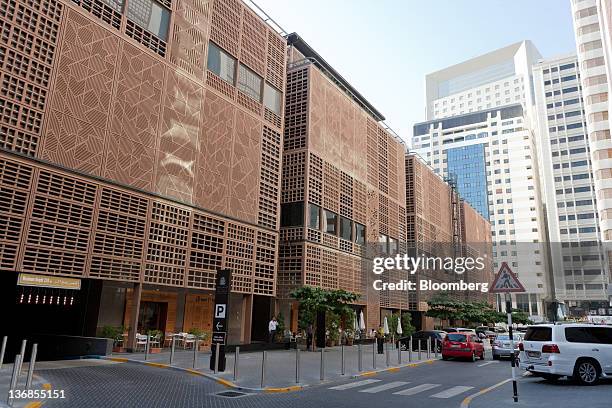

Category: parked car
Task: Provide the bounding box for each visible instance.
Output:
[442,332,485,362]
[519,324,612,385]
[492,333,523,360]
[444,327,476,335]
[399,330,446,352]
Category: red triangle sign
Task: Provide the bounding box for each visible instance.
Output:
[489,262,526,293]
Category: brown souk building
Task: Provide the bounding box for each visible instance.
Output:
[0,0,492,354]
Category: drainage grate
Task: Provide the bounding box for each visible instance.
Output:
[215,391,249,398]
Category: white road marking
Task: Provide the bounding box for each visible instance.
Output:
[430,385,474,398]
[329,379,381,390]
[359,381,410,393]
[477,361,499,367]
[393,383,441,396]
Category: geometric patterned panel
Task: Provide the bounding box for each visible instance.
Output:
[227,110,261,224]
[104,43,164,191]
[155,69,204,204]
[195,90,235,214]
[170,0,210,80]
[41,9,119,176]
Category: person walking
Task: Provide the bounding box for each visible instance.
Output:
[268,316,278,343]
[306,324,313,351]
[375,325,384,354]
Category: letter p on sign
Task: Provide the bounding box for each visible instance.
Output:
[215,304,226,318]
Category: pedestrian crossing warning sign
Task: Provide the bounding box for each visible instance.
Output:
[490,262,526,293]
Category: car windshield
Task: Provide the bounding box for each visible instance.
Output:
[447,334,467,342]
[524,327,552,341]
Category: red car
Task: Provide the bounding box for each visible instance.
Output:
[441,332,485,362]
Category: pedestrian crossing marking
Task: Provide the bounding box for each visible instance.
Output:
[392,383,441,396]
[359,381,410,393]
[430,386,473,399]
[329,379,381,390]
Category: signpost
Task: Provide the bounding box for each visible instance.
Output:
[490,262,525,403]
[210,269,231,372]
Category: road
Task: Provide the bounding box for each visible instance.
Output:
[35,357,611,408]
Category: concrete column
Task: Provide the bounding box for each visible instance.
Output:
[242,294,253,344]
[127,283,142,351]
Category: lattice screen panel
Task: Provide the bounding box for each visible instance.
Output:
[0,0,62,157]
[0,156,31,269]
[225,222,254,293]
[71,0,122,30]
[144,201,190,286]
[265,29,284,91]
[283,67,308,151]
[210,0,241,57]
[188,213,225,289]
[281,150,305,203]
[239,9,266,76]
[257,126,281,229]
[22,170,96,276]
[307,153,322,206]
[322,161,340,213]
[304,243,321,287]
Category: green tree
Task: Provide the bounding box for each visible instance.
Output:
[290,287,358,330]
[510,309,531,325]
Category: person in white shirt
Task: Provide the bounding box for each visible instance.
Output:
[268,316,278,343]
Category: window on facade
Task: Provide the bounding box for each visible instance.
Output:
[281,202,304,227]
[378,234,389,254]
[324,210,338,235]
[308,203,321,230]
[238,64,262,101]
[263,83,282,115]
[340,216,352,241]
[355,223,366,245]
[207,42,236,84]
[127,0,170,40]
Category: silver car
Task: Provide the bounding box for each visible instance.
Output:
[492,333,523,360]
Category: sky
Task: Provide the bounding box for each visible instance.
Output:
[253,0,577,145]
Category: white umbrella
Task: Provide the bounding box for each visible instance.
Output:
[396,315,403,335]
[353,313,358,331]
[359,310,366,330]
[383,316,390,335]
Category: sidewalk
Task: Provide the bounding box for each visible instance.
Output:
[113,343,440,390]
[0,360,52,408]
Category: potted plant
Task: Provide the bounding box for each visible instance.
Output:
[188,328,209,350]
[147,329,163,353]
[101,325,125,353]
[344,329,354,346]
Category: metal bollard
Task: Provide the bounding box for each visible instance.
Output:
[7,354,21,406]
[408,337,412,362]
[427,337,431,359]
[434,339,438,359]
[260,350,267,388]
[341,344,345,375]
[320,348,325,380]
[144,335,150,361]
[169,336,176,365]
[214,343,220,374]
[385,342,390,367]
[295,346,300,383]
[0,336,6,370]
[398,341,402,365]
[26,344,37,390]
[372,339,376,369]
[358,343,363,372]
[192,339,199,369]
[418,339,422,361]
[234,346,240,381]
[17,340,26,377]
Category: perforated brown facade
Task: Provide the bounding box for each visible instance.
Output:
[0,0,286,298]
[279,38,407,330]
[405,153,493,310]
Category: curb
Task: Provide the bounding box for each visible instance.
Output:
[96,355,439,394]
[460,378,511,408]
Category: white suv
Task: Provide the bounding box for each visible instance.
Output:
[519,324,612,385]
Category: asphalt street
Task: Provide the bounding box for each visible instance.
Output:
[33,356,612,408]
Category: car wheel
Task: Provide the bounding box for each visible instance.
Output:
[442,355,448,361]
[574,359,600,386]
[492,354,499,360]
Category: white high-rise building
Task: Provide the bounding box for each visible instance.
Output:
[533,54,610,311]
[425,41,542,120]
[415,42,551,319]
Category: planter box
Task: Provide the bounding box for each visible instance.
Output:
[150,347,162,354]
